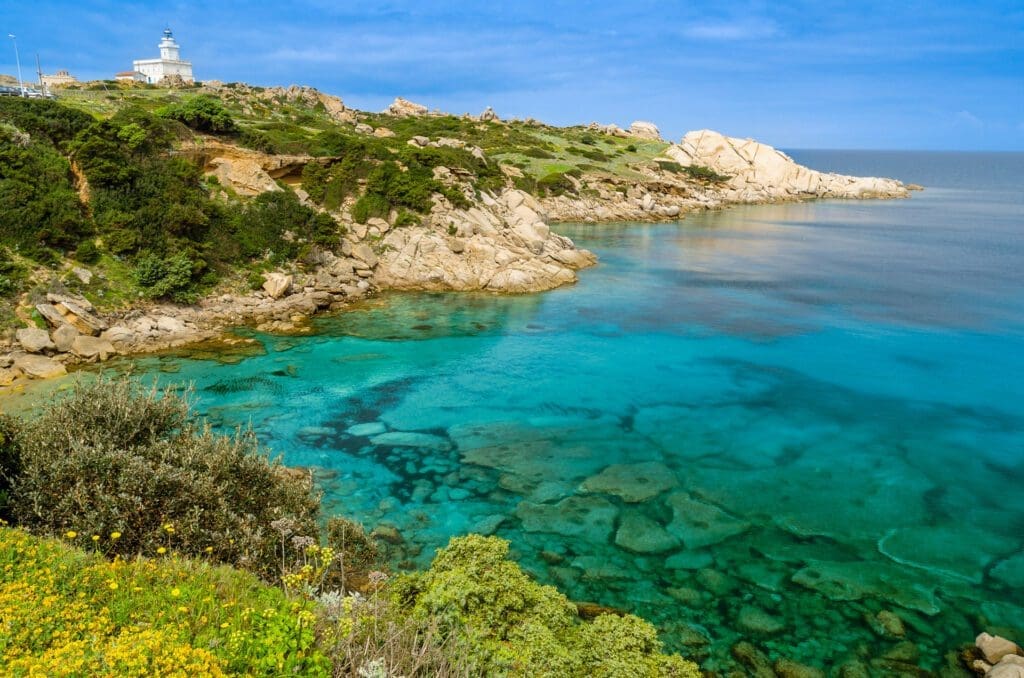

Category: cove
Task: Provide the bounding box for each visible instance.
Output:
[30,152,1024,671]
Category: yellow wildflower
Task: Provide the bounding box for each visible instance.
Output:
[220,622,229,629]
[110,532,121,540]
[108,582,118,590]
[170,588,181,598]
[177,606,188,613]
[204,546,213,553]
[157,547,167,555]
[65,531,77,539]
[91,535,99,542]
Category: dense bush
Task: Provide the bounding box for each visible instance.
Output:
[0,123,92,259]
[219,190,339,260]
[537,171,577,197]
[9,378,321,581]
[683,164,730,182]
[0,415,21,522]
[157,95,237,133]
[134,251,198,302]
[395,535,700,677]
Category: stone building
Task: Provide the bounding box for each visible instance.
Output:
[40,70,77,89]
[131,28,194,84]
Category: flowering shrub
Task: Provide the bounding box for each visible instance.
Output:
[0,526,328,676]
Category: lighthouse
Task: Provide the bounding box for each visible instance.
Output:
[131,28,194,85]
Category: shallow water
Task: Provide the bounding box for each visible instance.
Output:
[13,152,1024,671]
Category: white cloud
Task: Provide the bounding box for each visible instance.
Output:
[681,19,779,41]
[955,110,983,128]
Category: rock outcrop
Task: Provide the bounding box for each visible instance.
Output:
[971,632,1024,677]
[629,121,661,140]
[185,140,328,196]
[666,129,908,201]
[387,97,429,117]
[374,189,595,293]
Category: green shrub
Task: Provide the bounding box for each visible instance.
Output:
[9,378,321,581]
[682,164,730,182]
[157,95,237,133]
[537,172,577,197]
[238,128,277,154]
[74,239,101,264]
[216,190,339,261]
[523,147,556,159]
[134,251,197,302]
[513,175,538,194]
[0,415,21,522]
[394,210,420,227]
[395,535,700,677]
[626,144,637,152]
[352,193,389,224]
[656,160,684,174]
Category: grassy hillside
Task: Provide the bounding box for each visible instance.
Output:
[0,84,708,335]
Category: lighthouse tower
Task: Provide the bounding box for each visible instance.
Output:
[158,28,181,61]
[132,27,194,85]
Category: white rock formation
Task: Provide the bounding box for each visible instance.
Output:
[666,129,908,201]
[629,121,661,140]
[374,189,595,293]
[262,272,293,299]
[387,97,429,117]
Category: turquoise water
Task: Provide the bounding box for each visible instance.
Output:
[56,153,1024,669]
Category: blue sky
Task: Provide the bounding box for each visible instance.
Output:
[3,1,1022,149]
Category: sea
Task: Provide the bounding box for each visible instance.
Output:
[12,151,1024,672]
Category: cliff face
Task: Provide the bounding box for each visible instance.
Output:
[374,189,595,293]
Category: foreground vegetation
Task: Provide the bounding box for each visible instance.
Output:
[0,379,700,676]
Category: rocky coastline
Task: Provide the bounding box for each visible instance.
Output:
[0,119,913,394]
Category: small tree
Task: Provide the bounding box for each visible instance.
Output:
[158,95,237,133]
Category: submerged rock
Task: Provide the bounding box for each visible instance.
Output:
[346,422,388,437]
[369,431,452,452]
[516,495,618,540]
[878,525,1013,583]
[579,461,678,502]
[991,552,1024,589]
[731,641,777,677]
[614,511,680,554]
[774,658,825,678]
[791,558,941,615]
[665,491,750,548]
[737,604,786,636]
[665,550,714,571]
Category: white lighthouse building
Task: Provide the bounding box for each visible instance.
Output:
[132,28,194,84]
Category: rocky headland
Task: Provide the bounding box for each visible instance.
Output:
[0,86,915,392]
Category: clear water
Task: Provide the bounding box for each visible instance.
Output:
[17,152,1024,670]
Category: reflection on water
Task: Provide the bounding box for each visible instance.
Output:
[4,152,1023,672]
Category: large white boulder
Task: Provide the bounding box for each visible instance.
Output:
[666,129,908,201]
[386,97,428,117]
[629,121,661,140]
[16,328,55,354]
[262,272,293,299]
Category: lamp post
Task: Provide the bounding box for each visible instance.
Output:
[8,34,24,95]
